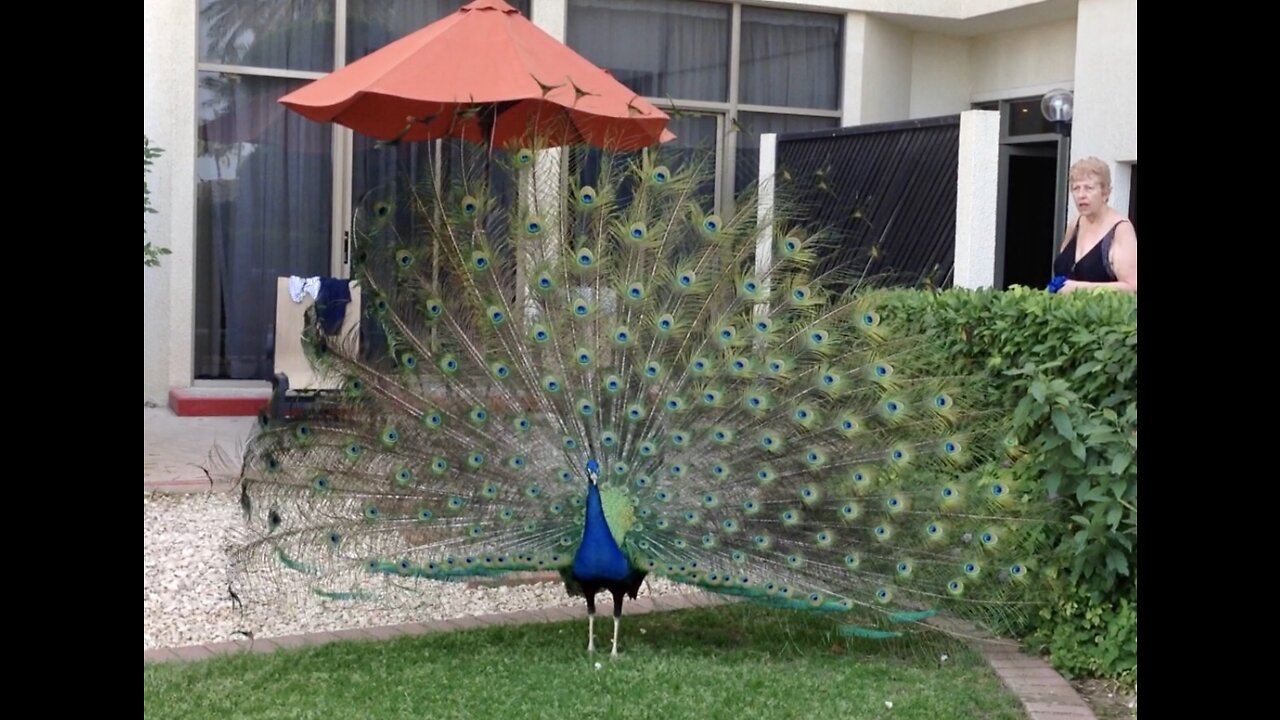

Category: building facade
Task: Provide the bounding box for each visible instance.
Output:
[144,0,1137,409]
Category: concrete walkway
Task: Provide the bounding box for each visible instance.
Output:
[143,406,1096,720]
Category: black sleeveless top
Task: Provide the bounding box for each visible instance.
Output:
[1054,218,1127,282]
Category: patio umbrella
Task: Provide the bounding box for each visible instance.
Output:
[277,0,673,151]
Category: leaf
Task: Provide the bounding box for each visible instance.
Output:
[1071,439,1087,462]
[1110,452,1132,475]
[1051,408,1076,440]
[1109,477,1129,500]
[1083,487,1109,504]
[1105,549,1130,577]
[1013,396,1033,429]
[1106,506,1123,529]
[1030,380,1047,403]
[1073,361,1102,379]
[1044,471,1062,498]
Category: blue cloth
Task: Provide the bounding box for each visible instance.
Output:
[316,278,351,334]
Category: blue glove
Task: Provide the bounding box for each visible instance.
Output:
[1046,275,1067,294]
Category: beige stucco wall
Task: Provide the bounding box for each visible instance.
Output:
[1071,0,1136,214]
[970,18,1076,99]
[955,110,1002,288]
[735,0,1049,15]
[144,0,197,405]
[845,13,914,124]
[909,34,972,118]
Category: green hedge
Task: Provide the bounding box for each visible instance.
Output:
[875,285,1137,685]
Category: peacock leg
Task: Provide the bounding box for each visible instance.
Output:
[611,615,620,658]
[585,593,597,653]
[610,589,624,657]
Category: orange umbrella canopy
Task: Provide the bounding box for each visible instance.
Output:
[279,0,673,151]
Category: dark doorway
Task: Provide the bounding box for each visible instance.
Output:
[997,144,1058,290]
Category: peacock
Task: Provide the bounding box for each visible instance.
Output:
[231,137,1042,658]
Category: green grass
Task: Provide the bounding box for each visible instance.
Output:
[145,605,1027,720]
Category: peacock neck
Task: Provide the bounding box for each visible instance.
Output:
[572,483,632,583]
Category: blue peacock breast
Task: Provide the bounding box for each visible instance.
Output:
[571,480,633,583]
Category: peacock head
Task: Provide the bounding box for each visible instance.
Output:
[586,458,600,485]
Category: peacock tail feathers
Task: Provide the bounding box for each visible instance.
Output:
[233,139,1043,645]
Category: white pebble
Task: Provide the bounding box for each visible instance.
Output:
[143,491,702,649]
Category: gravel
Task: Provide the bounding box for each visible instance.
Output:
[144,490,697,650]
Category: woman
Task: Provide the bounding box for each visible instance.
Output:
[1053,157,1137,293]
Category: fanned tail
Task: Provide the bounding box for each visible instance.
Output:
[231,138,1042,645]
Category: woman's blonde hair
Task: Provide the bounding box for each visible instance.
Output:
[1069,157,1111,190]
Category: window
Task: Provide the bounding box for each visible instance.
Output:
[567,0,842,210]
[194,0,530,379]
[193,0,833,380]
